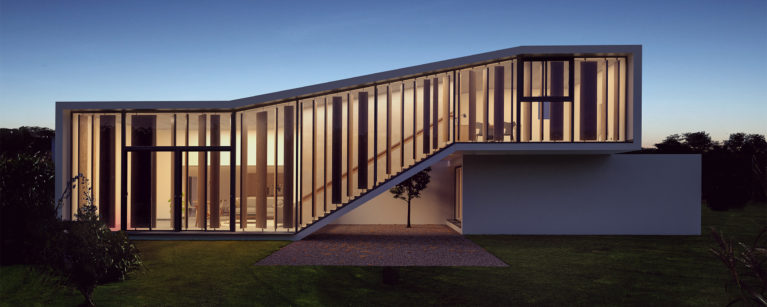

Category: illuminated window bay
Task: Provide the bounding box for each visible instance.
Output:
[62,47,636,235]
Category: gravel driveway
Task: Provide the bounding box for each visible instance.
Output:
[256,224,507,266]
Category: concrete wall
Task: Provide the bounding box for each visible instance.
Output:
[333,159,455,225]
[462,154,701,235]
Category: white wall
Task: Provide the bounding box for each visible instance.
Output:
[462,154,701,235]
[333,159,455,225]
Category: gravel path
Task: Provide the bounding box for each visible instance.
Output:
[256,224,507,266]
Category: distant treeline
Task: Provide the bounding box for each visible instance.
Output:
[634,132,766,210]
[0,126,54,157]
[0,127,56,265]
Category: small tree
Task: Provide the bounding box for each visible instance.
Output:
[50,177,142,306]
[389,167,431,228]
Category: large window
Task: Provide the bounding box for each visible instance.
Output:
[124,113,233,231]
[70,113,122,230]
[68,53,631,233]
[520,59,573,142]
[573,57,627,142]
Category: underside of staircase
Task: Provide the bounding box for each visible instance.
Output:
[291,143,459,240]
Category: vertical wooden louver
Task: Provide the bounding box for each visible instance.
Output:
[78,116,88,212]
[240,113,248,228]
[468,71,477,141]
[442,76,450,144]
[283,106,294,228]
[580,61,598,140]
[196,115,206,228]
[209,115,220,228]
[432,77,439,149]
[423,78,431,154]
[357,92,368,189]
[612,60,620,141]
[493,66,504,141]
[170,115,177,230]
[331,97,342,204]
[131,115,156,228]
[346,94,352,198]
[550,62,564,141]
[386,87,391,175]
[99,115,116,227]
[255,111,268,228]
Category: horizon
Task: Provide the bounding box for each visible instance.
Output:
[1,0,765,147]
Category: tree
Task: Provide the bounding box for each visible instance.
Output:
[705,146,751,210]
[0,126,55,157]
[0,127,56,265]
[654,131,715,154]
[49,178,142,306]
[389,167,431,228]
[724,133,767,202]
[683,131,715,153]
[723,133,748,153]
[654,134,690,153]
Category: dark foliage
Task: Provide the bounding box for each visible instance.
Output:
[654,132,715,154]
[710,227,767,306]
[654,134,692,153]
[0,145,57,265]
[654,131,767,210]
[684,131,715,153]
[724,134,767,202]
[49,202,142,306]
[1,126,141,305]
[706,147,752,211]
[0,126,55,157]
[389,167,431,228]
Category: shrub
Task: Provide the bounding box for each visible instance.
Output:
[0,151,56,265]
[655,131,766,210]
[705,149,752,211]
[48,181,142,306]
[710,227,767,305]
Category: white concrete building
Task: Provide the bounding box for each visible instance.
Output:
[55,45,701,239]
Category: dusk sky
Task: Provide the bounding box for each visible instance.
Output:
[1,0,764,147]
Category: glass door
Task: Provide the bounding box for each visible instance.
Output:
[176,150,232,231]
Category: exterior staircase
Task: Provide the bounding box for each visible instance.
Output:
[292,142,459,240]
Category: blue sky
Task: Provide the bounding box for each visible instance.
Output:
[1,0,765,146]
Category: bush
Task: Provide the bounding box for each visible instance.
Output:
[0,127,56,265]
[0,151,57,265]
[705,149,752,211]
[654,131,767,211]
[710,227,767,305]
[49,202,142,306]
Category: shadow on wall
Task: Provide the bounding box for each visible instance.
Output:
[332,160,454,225]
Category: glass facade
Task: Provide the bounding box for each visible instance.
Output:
[67,54,631,233]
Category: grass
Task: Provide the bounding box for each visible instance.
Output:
[1,203,764,306]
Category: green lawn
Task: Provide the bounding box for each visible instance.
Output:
[1,203,764,306]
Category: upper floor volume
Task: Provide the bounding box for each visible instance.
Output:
[58,45,641,147]
[55,45,642,233]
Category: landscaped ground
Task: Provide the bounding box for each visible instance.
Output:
[1,203,764,306]
[256,224,507,266]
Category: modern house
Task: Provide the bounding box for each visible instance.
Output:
[54,45,701,240]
